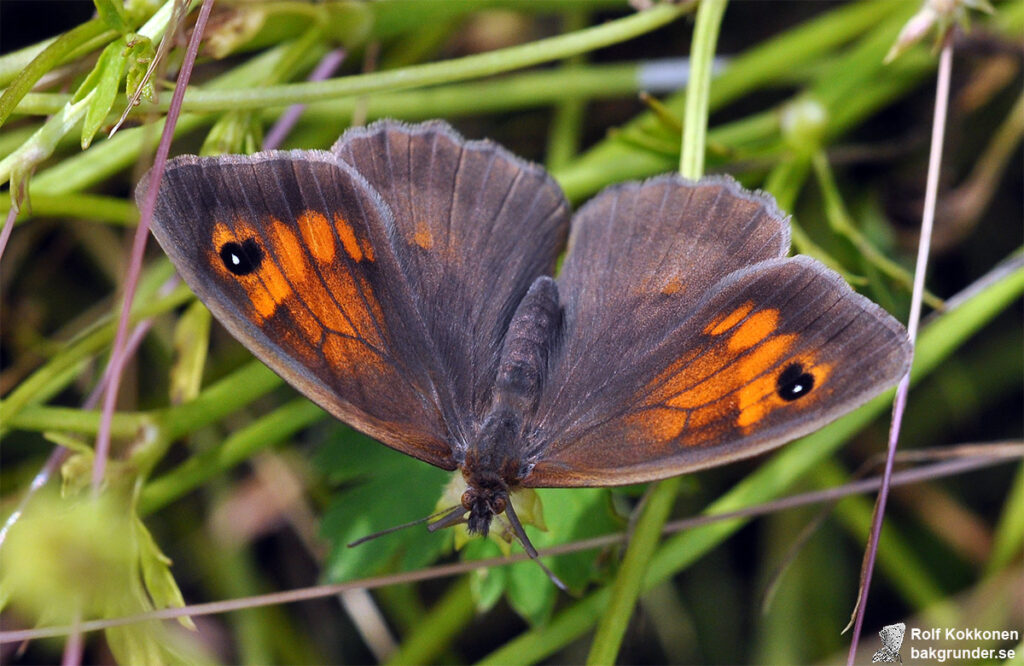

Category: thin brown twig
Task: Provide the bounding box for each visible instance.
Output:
[91,0,215,493]
[846,31,954,663]
[1,448,1017,646]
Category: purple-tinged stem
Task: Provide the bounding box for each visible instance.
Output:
[0,277,175,551]
[2,449,1016,646]
[263,48,347,151]
[846,33,953,665]
[92,0,216,493]
[0,203,17,262]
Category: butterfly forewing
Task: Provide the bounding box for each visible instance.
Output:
[522,177,912,487]
[332,121,571,441]
[557,175,790,318]
[142,152,456,468]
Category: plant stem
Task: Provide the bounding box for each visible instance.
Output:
[0,272,188,425]
[587,2,726,663]
[1,193,138,226]
[586,478,681,665]
[986,461,1024,575]
[679,0,727,179]
[2,406,145,440]
[546,9,589,172]
[848,33,953,663]
[151,3,692,113]
[138,398,321,515]
[383,578,475,665]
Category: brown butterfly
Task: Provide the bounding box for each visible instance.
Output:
[140,119,912,571]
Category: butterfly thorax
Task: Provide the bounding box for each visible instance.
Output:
[462,410,520,534]
[460,276,562,535]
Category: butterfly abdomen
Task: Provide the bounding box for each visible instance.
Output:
[457,278,563,534]
[493,277,561,412]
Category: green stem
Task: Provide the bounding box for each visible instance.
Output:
[158,362,281,443]
[546,10,589,172]
[3,406,146,440]
[138,398,320,515]
[130,361,285,480]
[384,578,475,665]
[1,193,138,226]
[0,264,186,424]
[144,3,691,113]
[27,44,306,195]
[815,461,950,616]
[986,461,1024,576]
[587,4,725,662]
[679,0,727,179]
[586,477,681,665]
[555,0,905,198]
[0,93,94,187]
[15,61,649,119]
[811,151,942,307]
[763,156,864,284]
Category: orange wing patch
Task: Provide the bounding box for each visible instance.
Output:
[706,301,755,336]
[727,309,778,351]
[210,214,388,372]
[735,353,832,428]
[413,221,434,250]
[298,211,336,263]
[334,213,373,262]
[661,277,683,296]
[629,304,831,447]
[212,220,291,319]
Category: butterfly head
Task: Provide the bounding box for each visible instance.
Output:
[461,484,507,536]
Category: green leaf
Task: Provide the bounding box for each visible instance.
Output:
[506,558,555,625]
[204,6,270,59]
[201,110,263,156]
[535,487,622,591]
[80,40,128,149]
[318,429,450,581]
[170,300,211,405]
[464,539,507,613]
[104,617,170,666]
[43,430,93,455]
[0,493,135,624]
[59,451,94,497]
[124,34,156,103]
[93,0,129,33]
[324,2,375,47]
[135,516,196,630]
[0,575,11,613]
[125,0,162,24]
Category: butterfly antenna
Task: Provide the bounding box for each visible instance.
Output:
[504,498,569,593]
[348,506,463,547]
[426,505,468,532]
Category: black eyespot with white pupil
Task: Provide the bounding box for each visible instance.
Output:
[219,238,263,276]
[776,362,815,402]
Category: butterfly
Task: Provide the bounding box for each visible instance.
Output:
[139,119,912,567]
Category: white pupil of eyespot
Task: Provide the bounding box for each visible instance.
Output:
[792,384,804,393]
[231,254,241,265]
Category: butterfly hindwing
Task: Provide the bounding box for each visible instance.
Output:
[141,151,457,469]
[332,121,571,442]
[522,176,912,486]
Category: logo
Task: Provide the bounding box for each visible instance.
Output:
[872,622,906,663]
